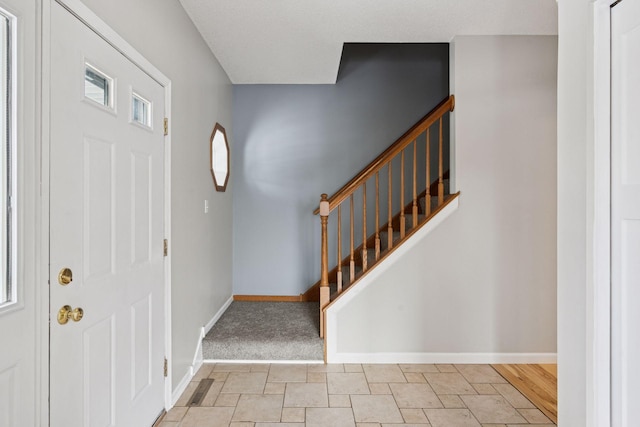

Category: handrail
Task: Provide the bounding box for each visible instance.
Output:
[314,95,455,215]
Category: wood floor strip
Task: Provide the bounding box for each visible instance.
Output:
[492,364,557,424]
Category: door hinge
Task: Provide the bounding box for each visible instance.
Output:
[164,357,168,377]
[163,239,168,257]
[163,118,168,136]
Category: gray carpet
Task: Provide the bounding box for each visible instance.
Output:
[202,301,323,361]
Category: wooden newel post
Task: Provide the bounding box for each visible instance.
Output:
[319,194,330,338]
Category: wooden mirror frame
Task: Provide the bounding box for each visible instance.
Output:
[210,122,230,192]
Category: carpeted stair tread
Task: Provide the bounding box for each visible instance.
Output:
[202,302,323,361]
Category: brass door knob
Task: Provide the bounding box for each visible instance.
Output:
[57,305,84,324]
[58,268,73,286]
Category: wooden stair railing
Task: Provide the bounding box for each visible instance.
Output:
[315,95,456,338]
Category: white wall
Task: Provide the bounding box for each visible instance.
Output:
[328,36,557,360]
[80,0,234,388]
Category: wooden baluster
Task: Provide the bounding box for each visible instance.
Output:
[438,117,444,205]
[362,183,367,272]
[350,194,355,283]
[337,204,342,294]
[400,150,406,238]
[426,130,431,216]
[375,172,380,261]
[387,162,393,250]
[412,140,418,228]
[319,194,330,338]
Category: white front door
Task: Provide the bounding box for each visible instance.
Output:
[611,0,640,424]
[49,2,166,426]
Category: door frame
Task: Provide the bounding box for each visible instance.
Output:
[591,0,618,425]
[39,0,174,417]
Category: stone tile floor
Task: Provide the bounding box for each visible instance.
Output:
[159,363,555,427]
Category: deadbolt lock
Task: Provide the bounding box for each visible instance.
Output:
[58,268,73,286]
[57,305,84,325]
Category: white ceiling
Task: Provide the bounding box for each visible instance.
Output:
[179,0,558,84]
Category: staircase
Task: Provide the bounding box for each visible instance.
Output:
[311,95,458,338]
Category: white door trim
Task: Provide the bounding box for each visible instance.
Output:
[40,0,174,418]
[592,1,616,425]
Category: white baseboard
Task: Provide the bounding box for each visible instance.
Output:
[204,296,233,334]
[202,359,323,364]
[171,369,193,406]
[327,352,557,364]
[170,296,233,407]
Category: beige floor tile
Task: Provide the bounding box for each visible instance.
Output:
[229,423,255,427]
[481,424,507,427]
[472,383,498,395]
[390,383,443,409]
[404,372,427,383]
[307,372,327,383]
[284,382,328,408]
[356,424,381,427]
[308,363,344,373]
[200,381,224,406]
[164,406,188,421]
[174,382,199,407]
[263,382,286,394]
[267,364,307,382]
[351,394,404,423]
[455,365,507,384]
[345,363,364,372]
[157,422,179,427]
[329,394,352,407]
[213,363,252,372]
[517,408,553,424]
[435,364,458,373]
[193,364,215,381]
[368,383,392,394]
[506,425,554,427]
[400,364,439,373]
[250,364,271,372]
[424,373,477,395]
[180,407,235,427]
[363,364,407,383]
[232,394,284,422]
[382,424,431,427]
[306,407,356,427]
[382,425,430,427]
[255,424,304,427]
[220,372,267,394]
[492,383,535,409]
[460,395,527,424]
[328,372,371,395]
[281,407,305,422]
[424,409,481,427]
[209,372,229,382]
[400,408,430,423]
[214,393,240,407]
[438,394,466,409]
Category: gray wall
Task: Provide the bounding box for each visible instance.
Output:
[232,44,449,296]
[81,0,234,388]
[330,36,557,358]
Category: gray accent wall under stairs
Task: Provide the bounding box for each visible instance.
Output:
[232,43,449,296]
